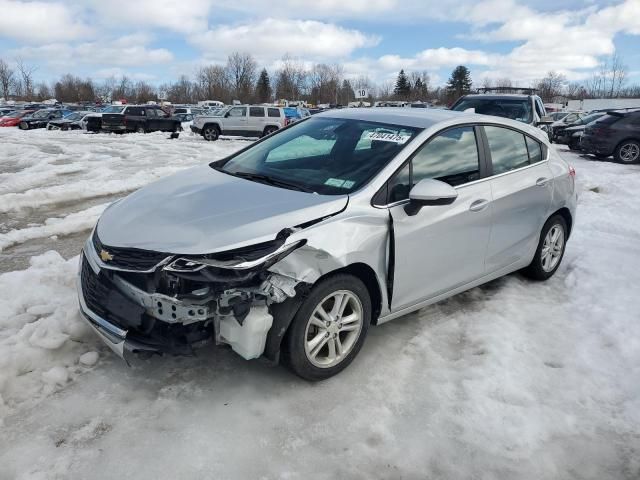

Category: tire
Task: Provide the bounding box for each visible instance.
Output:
[262,126,278,137]
[19,121,28,130]
[568,138,580,151]
[61,124,69,131]
[614,140,640,164]
[202,124,220,141]
[522,215,568,281]
[136,126,145,134]
[282,274,371,381]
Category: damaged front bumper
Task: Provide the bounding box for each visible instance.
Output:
[77,232,302,363]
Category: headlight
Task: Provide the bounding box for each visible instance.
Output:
[164,240,306,273]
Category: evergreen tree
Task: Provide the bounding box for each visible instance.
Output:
[394,69,411,99]
[255,68,272,103]
[446,65,472,99]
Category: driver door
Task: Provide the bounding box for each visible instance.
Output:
[387,126,493,311]
[225,106,248,135]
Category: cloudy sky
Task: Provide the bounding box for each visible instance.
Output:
[0,0,639,87]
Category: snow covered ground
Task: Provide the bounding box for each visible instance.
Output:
[1,127,639,480]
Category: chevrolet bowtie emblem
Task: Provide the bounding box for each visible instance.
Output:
[100,249,114,262]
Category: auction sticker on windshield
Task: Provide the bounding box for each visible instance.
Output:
[366,131,410,144]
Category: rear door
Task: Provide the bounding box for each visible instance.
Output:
[249,106,266,135]
[482,125,553,273]
[388,125,494,310]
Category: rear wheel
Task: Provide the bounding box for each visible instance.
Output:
[19,121,28,130]
[614,140,640,164]
[263,126,278,137]
[522,215,568,281]
[136,126,145,134]
[202,124,220,141]
[282,274,371,381]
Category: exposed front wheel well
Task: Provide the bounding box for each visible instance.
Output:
[316,263,383,324]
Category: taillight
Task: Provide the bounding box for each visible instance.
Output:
[284,118,290,127]
[568,165,576,177]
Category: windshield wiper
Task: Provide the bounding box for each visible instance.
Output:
[231,171,315,193]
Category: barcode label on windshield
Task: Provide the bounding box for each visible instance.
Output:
[366,131,410,144]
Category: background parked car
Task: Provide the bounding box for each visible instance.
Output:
[549,112,585,141]
[554,112,606,150]
[101,105,181,134]
[450,91,553,135]
[191,105,286,141]
[19,109,69,130]
[581,110,640,163]
[0,110,34,127]
[46,111,93,131]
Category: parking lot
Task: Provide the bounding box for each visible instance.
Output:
[0,127,639,479]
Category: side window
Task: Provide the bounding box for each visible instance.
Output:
[128,107,144,116]
[228,107,246,117]
[250,107,265,117]
[145,109,158,117]
[534,98,545,118]
[268,108,281,118]
[485,126,530,175]
[526,136,543,163]
[412,126,480,187]
[564,114,578,123]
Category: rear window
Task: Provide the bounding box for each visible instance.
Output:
[250,107,265,117]
[268,108,281,118]
[453,98,533,124]
[597,115,622,125]
[526,136,543,163]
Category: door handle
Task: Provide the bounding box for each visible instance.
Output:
[469,199,490,212]
[536,177,550,187]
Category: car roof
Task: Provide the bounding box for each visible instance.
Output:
[315,107,479,129]
[459,94,534,100]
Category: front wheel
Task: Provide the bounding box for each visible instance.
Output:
[136,126,145,134]
[615,140,640,164]
[522,215,568,281]
[19,122,28,130]
[282,274,371,381]
[202,125,220,141]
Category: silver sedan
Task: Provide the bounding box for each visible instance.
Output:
[77,108,577,380]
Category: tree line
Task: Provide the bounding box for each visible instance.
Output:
[0,52,638,106]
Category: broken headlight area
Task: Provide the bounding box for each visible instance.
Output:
[80,233,306,361]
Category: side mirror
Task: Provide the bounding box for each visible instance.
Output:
[405,179,458,216]
[537,116,554,125]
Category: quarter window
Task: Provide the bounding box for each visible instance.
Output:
[250,107,265,117]
[268,108,281,118]
[485,126,530,175]
[526,136,543,163]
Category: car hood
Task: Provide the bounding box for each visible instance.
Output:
[96,164,348,255]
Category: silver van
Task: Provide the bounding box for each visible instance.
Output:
[78,108,577,380]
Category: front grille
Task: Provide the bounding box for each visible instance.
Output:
[92,230,170,271]
[80,255,111,319]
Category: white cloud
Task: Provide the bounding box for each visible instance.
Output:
[10,37,173,70]
[89,0,214,33]
[0,0,91,43]
[190,18,380,63]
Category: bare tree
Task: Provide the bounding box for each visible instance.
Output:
[0,58,14,100]
[309,63,342,104]
[196,65,230,103]
[534,71,566,102]
[35,82,51,101]
[377,80,394,100]
[15,57,37,100]
[608,53,627,98]
[274,54,308,101]
[495,77,513,89]
[134,81,156,104]
[226,52,257,102]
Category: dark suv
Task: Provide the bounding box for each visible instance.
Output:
[581,111,640,164]
[101,105,181,134]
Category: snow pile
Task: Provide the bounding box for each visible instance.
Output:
[0,203,108,252]
[0,251,98,420]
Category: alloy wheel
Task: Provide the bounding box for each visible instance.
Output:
[619,143,640,163]
[304,290,363,369]
[541,225,565,272]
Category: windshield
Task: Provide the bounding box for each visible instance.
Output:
[214,117,421,195]
[32,109,53,118]
[452,98,533,123]
[6,111,25,118]
[102,106,125,113]
[64,112,83,121]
